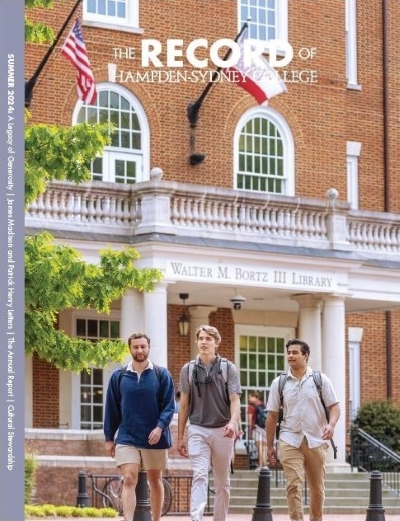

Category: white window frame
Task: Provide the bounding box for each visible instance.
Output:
[71,310,121,430]
[234,105,295,196]
[235,324,294,449]
[83,0,141,32]
[347,141,361,209]
[96,150,143,184]
[72,82,150,183]
[346,0,361,90]
[238,0,288,52]
[80,367,105,430]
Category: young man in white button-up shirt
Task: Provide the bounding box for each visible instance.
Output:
[266,339,340,521]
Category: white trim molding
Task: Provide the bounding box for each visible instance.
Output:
[347,141,362,210]
[346,0,361,90]
[348,326,363,420]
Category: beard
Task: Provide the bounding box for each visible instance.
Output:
[132,351,149,362]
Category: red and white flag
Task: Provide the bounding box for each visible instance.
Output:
[61,19,97,104]
[227,32,287,104]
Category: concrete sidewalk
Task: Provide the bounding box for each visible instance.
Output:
[27,513,399,521]
[209,511,399,521]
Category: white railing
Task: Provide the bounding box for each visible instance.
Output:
[25,179,400,258]
[347,211,400,254]
[26,181,141,235]
[170,193,328,242]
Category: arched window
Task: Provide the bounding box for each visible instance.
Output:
[72,83,150,184]
[234,106,294,195]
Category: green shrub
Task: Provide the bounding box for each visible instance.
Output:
[25,504,44,517]
[71,506,89,517]
[70,507,118,518]
[76,507,100,517]
[41,503,58,515]
[25,453,37,504]
[354,399,400,454]
[24,504,118,518]
[53,505,74,517]
[98,508,118,518]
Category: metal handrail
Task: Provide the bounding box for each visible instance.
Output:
[353,428,400,462]
[349,426,400,496]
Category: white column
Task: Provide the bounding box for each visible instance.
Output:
[187,305,218,359]
[144,282,169,367]
[291,294,322,370]
[134,189,176,235]
[321,295,349,471]
[120,288,144,364]
[120,288,144,340]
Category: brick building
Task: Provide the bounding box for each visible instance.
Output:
[25,0,400,505]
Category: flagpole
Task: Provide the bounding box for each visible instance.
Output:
[187,21,248,127]
[25,0,83,107]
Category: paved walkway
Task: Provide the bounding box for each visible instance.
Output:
[27,513,399,521]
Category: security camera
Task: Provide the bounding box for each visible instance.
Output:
[230,295,246,310]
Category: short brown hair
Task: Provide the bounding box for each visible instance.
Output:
[195,325,221,343]
[286,338,310,358]
[128,332,151,348]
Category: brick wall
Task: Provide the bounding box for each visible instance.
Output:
[389,310,400,404]
[167,304,193,386]
[32,353,59,427]
[26,436,105,457]
[347,310,400,407]
[34,466,114,506]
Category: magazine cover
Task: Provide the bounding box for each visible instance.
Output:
[5,0,400,520]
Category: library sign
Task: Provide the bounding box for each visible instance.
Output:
[166,261,338,291]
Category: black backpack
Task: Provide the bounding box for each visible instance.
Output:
[255,403,267,428]
[276,370,337,458]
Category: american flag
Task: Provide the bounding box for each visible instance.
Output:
[61,19,97,104]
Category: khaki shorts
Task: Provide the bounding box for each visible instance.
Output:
[115,444,168,470]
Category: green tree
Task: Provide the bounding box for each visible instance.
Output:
[25,122,111,205]
[25,0,56,44]
[25,232,163,371]
[24,1,163,371]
